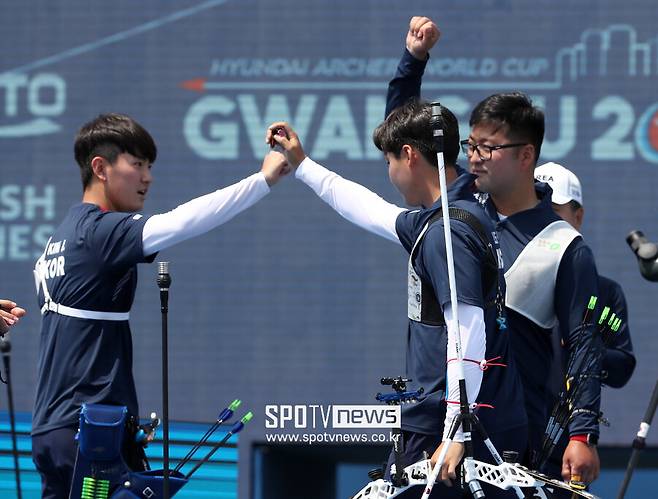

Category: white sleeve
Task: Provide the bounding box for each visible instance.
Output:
[442,303,486,442]
[295,157,405,244]
[142,172,270,255]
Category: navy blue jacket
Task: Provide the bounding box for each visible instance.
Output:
[33,204,154,435]
[395,170,526,437]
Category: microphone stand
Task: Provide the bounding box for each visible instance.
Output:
[616,378,658,499]
[157,262,172,499]
[1,335,22,499]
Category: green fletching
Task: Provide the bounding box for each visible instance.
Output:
[229,399,241,411]
[241,411,253,424]
[613,318,622,331]
[598,307,610,324]
[608,313,617,326]
[81,477,95,499]
[588,296,597,309]
[81,477,110,499]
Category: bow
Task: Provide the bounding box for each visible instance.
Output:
[350,458,600,499]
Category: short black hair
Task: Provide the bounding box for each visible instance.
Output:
[372,99,459,167]
[568,199,582,211]
[74,113,157,189]
[469,92,544,163]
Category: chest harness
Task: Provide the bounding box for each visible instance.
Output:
[504,220,580,329]
[407,207,505,329]
[34,237,130,321]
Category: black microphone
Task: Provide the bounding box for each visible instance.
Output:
[157,262,171,313]
[430,101,444,152]
[157,261,172,291]
[627,230,658,282]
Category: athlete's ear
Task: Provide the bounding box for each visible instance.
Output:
[401,144,419,167]
[519,144,536,170]
[401,144,413,161]
[90,156,108,182]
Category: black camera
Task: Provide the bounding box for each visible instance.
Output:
[627,230,658,282]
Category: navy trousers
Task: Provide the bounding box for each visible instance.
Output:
[32,426,78,499]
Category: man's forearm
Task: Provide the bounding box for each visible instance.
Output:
[385,49,427,118]
[442,303,486,441]
[295,157,404,244]
[142,172,270,255]
[566,328,603,437]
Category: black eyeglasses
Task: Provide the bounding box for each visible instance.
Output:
[460,139,528,161]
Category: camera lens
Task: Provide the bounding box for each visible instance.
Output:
[627,230,658,260]
[626,230,646,253]
[627,230,658,281]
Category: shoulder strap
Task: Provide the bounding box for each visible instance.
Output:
[426,207,499,299]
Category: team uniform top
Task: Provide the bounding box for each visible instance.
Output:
[395,170,526,436]
[33,204,155,435]
[482,185,601,441]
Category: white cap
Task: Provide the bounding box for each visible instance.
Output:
[534,162,583,206]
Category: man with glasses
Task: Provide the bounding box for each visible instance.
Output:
[386,16,602,486]
[461,142,531,162]
[266,99,527,496]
